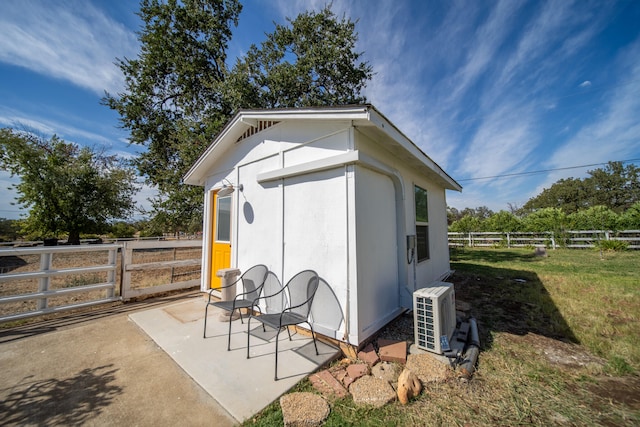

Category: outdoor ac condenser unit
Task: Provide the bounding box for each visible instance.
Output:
[413,282,457,354]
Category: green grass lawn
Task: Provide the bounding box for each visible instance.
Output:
[451,248,639,372]
[245,248,640,426]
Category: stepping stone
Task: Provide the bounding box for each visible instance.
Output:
[350,376,396,407]
[371,361,402,387]
[280,392,329,427]
[346,363,369,381]
[378,339,407,364]
[357,343,380,366]
[309,370,348,399]
[405,353,453,384]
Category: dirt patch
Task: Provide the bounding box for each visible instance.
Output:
[585,376,640,409]
[503,332,606,370]
[497,331,640,413]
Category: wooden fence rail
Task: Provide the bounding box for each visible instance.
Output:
[121,240,202,301]
[448,230,640,249]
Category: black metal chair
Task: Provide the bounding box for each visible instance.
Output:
[203,264,269,350]
[247,269,320,380]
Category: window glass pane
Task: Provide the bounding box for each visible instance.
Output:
[415,186,428,223]
[417,225,430,262]
[216,196,231,242]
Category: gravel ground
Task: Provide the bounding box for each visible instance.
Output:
[375,311,415,344]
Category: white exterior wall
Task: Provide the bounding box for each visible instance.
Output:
[354,128,452,307]
[199,118,453,345]
[353,166,402,342]
[411,180,450,288]
[201,120,355,341]
[283,168,351,339]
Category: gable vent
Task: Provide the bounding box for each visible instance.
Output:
[236,120,280,143]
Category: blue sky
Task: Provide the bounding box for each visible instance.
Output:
[1,0,640,220]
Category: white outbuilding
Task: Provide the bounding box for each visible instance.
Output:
[184,105,462,346]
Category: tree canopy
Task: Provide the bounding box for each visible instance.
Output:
[523,162,640,214]
[104,1,373,232]
[0,129,138,244]
[449,204,640,233]
[0,218,20,242]
[224,7,372,111]
[103,0,242,233]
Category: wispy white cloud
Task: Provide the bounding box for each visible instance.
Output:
[271,1,457,164]
[0,106,135,160]
[0,111,56,136]
[1,106,111,145]
[131,182,157,218]
[0,0,138,94]
[579,80,592,88]
[534,38,640,194]
[491,0,575,101]
[458,103,537,178]
[442,0,520,108]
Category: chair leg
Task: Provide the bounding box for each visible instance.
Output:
[286,325,292,340]
[227,312,233,351]
[203,303,209,338]
[309,323,319,355]
[247,316,252,359]
[274,327,281,381]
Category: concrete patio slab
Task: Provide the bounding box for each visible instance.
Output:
[129,297,339,423]
[0,294,237,427]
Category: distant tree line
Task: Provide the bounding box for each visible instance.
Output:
[0,217,182,243]
[449,162,640,233]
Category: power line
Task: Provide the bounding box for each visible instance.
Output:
[457,158,640,182]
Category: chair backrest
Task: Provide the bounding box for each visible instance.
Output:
[284,270,319,319]
[240,264,268,301]
[260,271,286,314]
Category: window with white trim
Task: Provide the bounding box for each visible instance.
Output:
[215,195,232,242]
[414,185,429,262]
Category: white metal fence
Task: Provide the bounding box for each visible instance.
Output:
[0,245,121,322]
[448,230,640,249]
[0,240,203,323]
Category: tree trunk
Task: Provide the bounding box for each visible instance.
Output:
[68,230,81,245]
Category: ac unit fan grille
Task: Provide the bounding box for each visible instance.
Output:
[415,296,436,350]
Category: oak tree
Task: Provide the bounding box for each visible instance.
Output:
[104,1,372,231]
[523,162,640,214]
[0,129,138,244]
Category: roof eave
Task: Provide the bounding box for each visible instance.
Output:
[183,105,462,193]
[182,106,374,186]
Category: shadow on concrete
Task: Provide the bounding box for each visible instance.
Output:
[449,248,579,350]
[0,365,121,426]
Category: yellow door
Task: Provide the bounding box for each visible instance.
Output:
[210,191,232,289]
